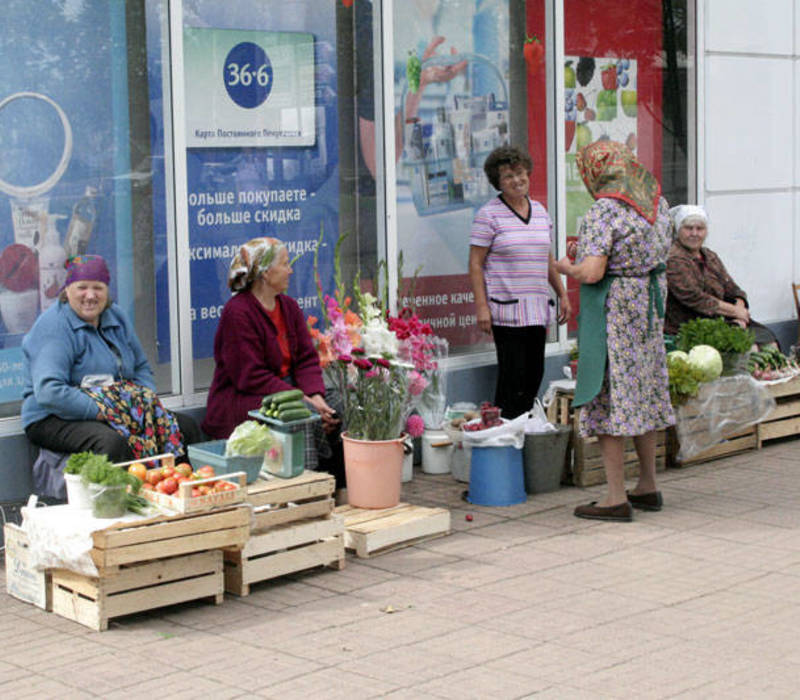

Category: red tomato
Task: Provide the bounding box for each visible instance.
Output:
[198,485,211,496]
[161,477,178,495]
[141,482,154,491]
[174,463,193,478]
[177,476,191,484]
[155,480,169,493]
[161,465,176,479]
[196,465,215,479]
[191,487,201,498]
[146,468,163,486]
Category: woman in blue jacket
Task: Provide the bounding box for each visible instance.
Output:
[22,255,199,462]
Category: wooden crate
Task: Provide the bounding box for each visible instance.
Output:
[51,550,223,631]
[756,376,800,448]
[548,389,665,487]
[667,425,757,468]
[4,523,51,610]
[224,515,345,596]
[573,430,666,486]
[222,471,342,596]
[245,470,335,532]
[90,505,251,573]
[335,503,451,558]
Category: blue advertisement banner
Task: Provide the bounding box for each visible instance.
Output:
[0,0,133,402]
[148,1,339,363]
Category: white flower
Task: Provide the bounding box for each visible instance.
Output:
[361,323,398,358]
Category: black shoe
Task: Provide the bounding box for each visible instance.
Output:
[626,491,663,511]
[574,501,633,522]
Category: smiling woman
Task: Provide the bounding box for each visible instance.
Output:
[21,255,201,465]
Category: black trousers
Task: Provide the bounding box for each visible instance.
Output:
[25,411,203,464]
[491,324,547,420]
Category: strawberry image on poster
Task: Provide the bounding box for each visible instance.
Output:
[0,244,38,292]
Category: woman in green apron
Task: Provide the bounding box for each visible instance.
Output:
[556,141,675,522]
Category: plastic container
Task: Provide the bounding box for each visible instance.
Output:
[421,429,453,474]
[248,410,318,478]
[188,440,263,484]
[450,440,472,483]
[402,449,414,483]
[522,426,571,494]
[64,473,92,509]
[88,483,127,519]
[466,445,526,506]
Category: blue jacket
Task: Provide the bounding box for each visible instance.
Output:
[21,301,155,428]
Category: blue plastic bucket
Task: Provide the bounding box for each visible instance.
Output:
[466,445,527,506]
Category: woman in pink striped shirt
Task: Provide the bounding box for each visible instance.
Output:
[469,146,572,419]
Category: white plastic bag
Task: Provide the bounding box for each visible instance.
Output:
[525,399,557,434]
[460,413,527,449]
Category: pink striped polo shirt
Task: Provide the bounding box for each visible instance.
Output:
[470,196,553,327]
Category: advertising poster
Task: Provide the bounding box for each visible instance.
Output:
[526,0,664,332]
[392,0,510,350]
[148,1,339,362]
[0,1,133,402]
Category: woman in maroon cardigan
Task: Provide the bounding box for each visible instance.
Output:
[202,237,338,439]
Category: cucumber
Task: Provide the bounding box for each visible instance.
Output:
[277,408,312,422]
[265,389,304,405]
[272,400,306,413]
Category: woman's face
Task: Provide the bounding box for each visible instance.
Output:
[65,280,109,326]
[497,163,530,201]
[265,247,292,293]
[678,221,708,253]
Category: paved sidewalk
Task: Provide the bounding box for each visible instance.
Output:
[2,441,800,699]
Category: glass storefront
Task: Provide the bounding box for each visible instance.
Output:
[0,0,690,425]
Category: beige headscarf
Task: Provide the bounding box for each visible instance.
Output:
[227,237,286,292]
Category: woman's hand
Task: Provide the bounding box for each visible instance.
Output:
[476,303,492,335]
[305,393,340,433]
[557,292,572,324]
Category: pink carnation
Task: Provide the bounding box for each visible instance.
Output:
[407,370,428,396]
[406,414,425,438]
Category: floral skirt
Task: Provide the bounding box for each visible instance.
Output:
[83,380,185,459]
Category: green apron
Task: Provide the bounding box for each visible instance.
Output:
[573,263,666,408]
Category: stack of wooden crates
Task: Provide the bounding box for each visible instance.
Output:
[224,471,345,596]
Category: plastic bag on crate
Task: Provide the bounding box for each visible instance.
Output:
[525,399,558,434]
[675,375,775,461]
[461,413,527,449]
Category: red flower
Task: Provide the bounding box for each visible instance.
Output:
[353,358,373,370]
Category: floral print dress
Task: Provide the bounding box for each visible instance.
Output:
[577,197,675,437]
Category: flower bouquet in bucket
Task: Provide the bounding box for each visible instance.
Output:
[307,236,416,507]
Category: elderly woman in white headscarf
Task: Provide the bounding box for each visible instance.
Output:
[665,205,777,347]
[202,237,338,440]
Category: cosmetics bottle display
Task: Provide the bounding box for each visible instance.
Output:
[38,213,67,311]
[64,185,97,258]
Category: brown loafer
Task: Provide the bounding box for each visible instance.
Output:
[627,491,663,511]
[574,501,633,522]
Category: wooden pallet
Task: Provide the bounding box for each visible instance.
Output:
[335,503,451,558]
[89,505,250,574]
[756,377,800,448]
[50,550,223,631]
[4,524,51,610]
[548,389,665,487]
[224,515,345,596]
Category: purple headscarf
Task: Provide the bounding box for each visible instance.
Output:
[62,255,111,291]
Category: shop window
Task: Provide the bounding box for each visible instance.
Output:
[177,0,378,390]
[392,0,551,354]
[0,0,169,419]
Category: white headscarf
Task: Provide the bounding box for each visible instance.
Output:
[669,204,708,233]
